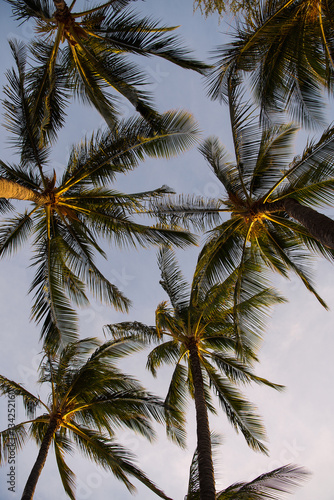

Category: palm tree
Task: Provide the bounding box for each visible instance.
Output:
[105,247,284,500]
[5,0,209,136]
[0,41,199,350]
[148,88,334,312]
[186,434,309,499]
[0,337,180,500]
[209,0,334,127]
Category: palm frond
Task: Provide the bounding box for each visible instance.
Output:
[147,340,182,377]
[29,234,79,349]
[163,362,188,447]
[0,375,46,417]
[65,424,172,499]
[262,225,327,308]
[54,435,76,500]
[5,0,54,22]
[104,321,158,344]
[158,246,190,312]
[91,7,209,73]
[0,423,29,465]
[0,211,34,257]
[60,110,199,190]
[27,39,70,143]
[147,193,223,232]
[217,464,309,499]
[202,361,268,454]
[3,40,50,176]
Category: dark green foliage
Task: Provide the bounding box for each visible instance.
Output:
[0,42,199,350]
[0,337,175,499]
[209,0,334,127]
[5,0,209,132]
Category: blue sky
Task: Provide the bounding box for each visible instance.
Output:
[0,1,333,499]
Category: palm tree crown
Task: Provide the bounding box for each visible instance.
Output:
[0,337,178,500]
[106,246,284,499]
[149,89,334,309]
[196,97,334,306]
[0,41,199,350]
[209,0,334,127]
[5,0,209,134]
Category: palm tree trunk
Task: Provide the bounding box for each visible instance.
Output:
[261,197,334,249]
[21,417,59,500]
[188,339,215,500]
[0,178,45,204]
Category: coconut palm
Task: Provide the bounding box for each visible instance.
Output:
[0,337,180,500]
[5,0,209,137]
[0,41,199,350]
[148,87,334,315]
[105,247,284,500]
[209,0,334,127]
[186,435,309,499]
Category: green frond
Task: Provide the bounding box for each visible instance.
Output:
[5,0,53,22]
[147,193,223,232]
[199,137,239,195]
[261,225,328,308]
[231,251,287,353]
[78,207,197,249]
[146,340,182,377]
[250,123,298,197]
[3,40,50,173]
[89,7,209,74]
[267,125,334,201]
[0,160,42,191]
[187,444,309,499]
[209,353,284,391]
[104,322,158,344]
[0,199,14,215]
[0,375,46,417]
[196,217,246,283]
[65,424,172,499]
[54,436,76,500]
[0,423,29,465]
[27,39,70,143]
[155,301,185,337]
[216,464,310,499]
[164,363,188,448]
[202,361,268,454]
[158,246,190,312]
[60,110,199,191]
[29,235,79,349]
[208,0,330,126]
[0,211,34,257]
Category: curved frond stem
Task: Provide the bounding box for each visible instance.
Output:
[235,0,297,62]
[58,119,197,195]
[263,133,334,202]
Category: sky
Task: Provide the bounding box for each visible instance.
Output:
[0,1,333,499]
